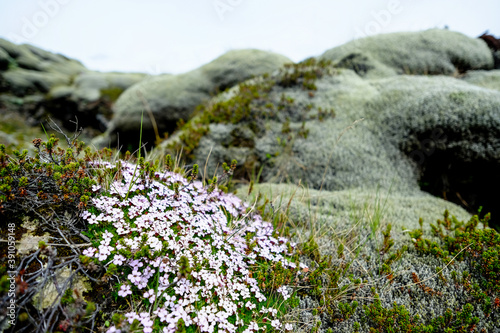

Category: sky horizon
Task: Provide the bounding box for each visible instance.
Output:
[1,0,499,75]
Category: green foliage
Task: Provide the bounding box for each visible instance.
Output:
[337,301,358,321]
[376,224,408,276]
[60,288,75,306]
[57,288,97,332]
[301,235,321,262]
[380,224,394,255]
[0,134,101,218]
[178,255,192,279]
[364,291,480,333]
[411,210,500,294]
[277,58,334,91]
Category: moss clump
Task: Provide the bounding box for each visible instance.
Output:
[99,87,124,103]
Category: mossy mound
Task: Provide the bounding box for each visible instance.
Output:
[0,38,148,141]
[0,38,85,76]
[2,68,70,95]
[238,183,472,235]
[319,29,493,78]
[159,65,500,202]
[45,71,147,133]
[239,183,499,332]
[98,49,292,150]
[461,69,500,92]
[69,71,147,103]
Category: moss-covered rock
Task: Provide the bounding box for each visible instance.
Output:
[161,68,500,200]
[70,71,147,103]
[0,38,86,75]
[239,183,472,235]
[153,31,500,330]
[0,38,148,141]
[44,71,147,133]
[200,49,292,92]
[98,49,292,149]
[319,29,493,78]
[1,68,70,95]
[461,69,500,92]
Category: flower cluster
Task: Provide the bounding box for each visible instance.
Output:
[81,161,304,332]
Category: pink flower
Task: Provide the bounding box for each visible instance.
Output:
[143,289,156,303]
[118,284,132,297]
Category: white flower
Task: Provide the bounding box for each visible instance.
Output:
[143,289,156,303]
[82,247,96,257]
[82,161,306,332]
[118,284,132,297]
[271,319,281,329]
[277,285,291,300]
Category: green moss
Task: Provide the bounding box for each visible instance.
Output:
[448,91,467,103]
[100,87,125,103]
[60,288,75,306]
[7,57,18,70]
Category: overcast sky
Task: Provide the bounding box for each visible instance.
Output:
[1,0,499,75]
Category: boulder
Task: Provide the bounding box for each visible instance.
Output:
[98,49,292,149]
[319,29,494,78]
[0,38,21,57]
[200,49,293,92]
[239,182,471,250]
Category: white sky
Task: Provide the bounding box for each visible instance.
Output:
[0,0,499,75]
